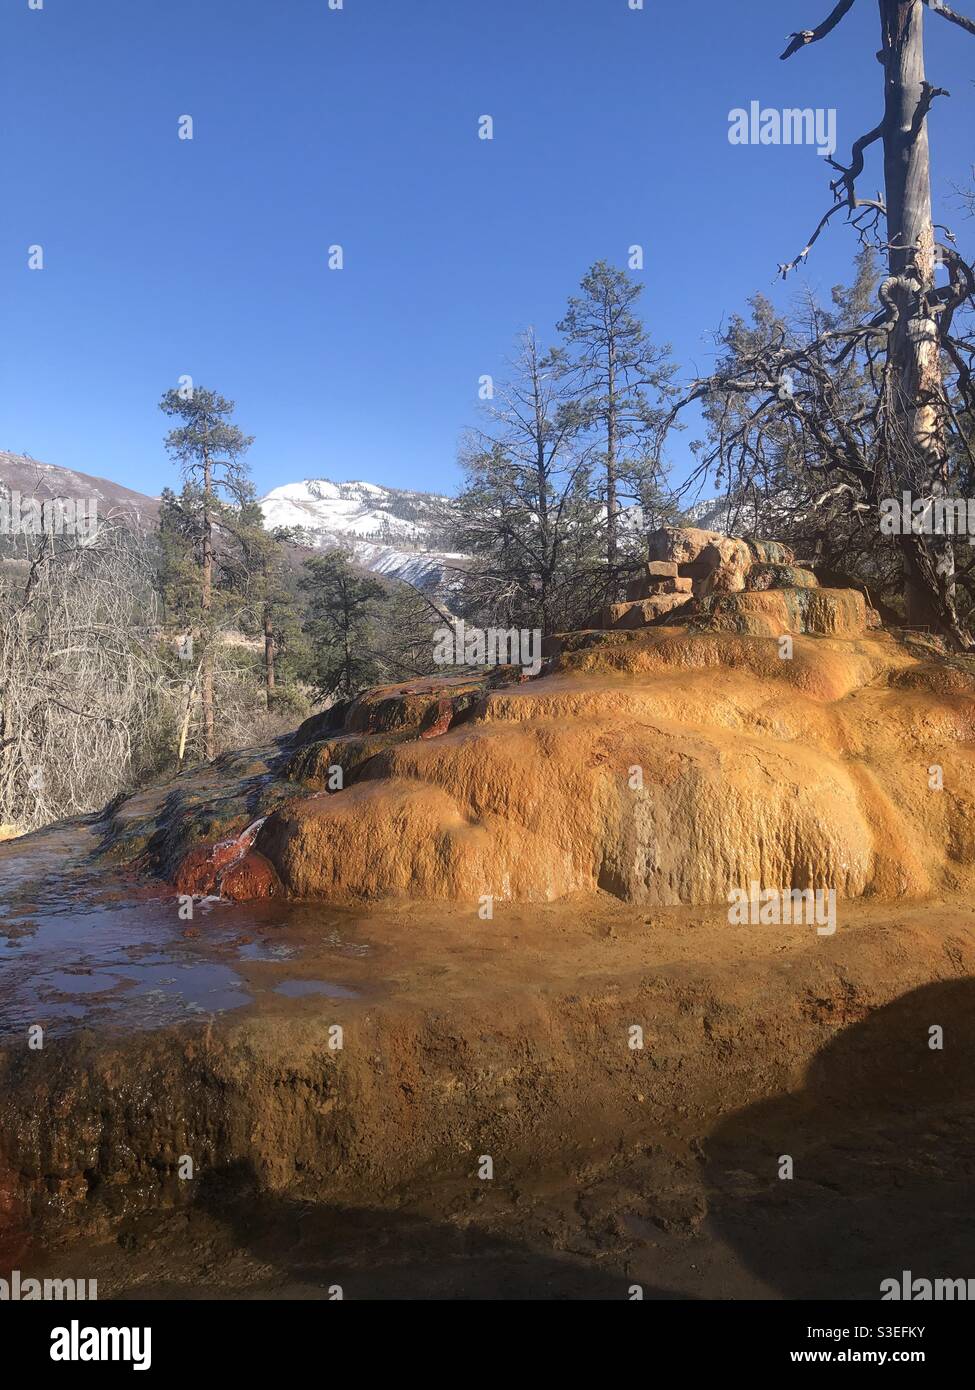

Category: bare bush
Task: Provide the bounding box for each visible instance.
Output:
[0,522,177,832]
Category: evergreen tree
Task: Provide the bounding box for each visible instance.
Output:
[555,261,677,570]
[299,550,388,701]
[159,385,254,759]
[231,514,308,709]
[157,483,205,629]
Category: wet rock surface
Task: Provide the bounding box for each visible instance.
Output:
[3,891,974,1298]
[225,626,974,907]
[2,572,975,1297]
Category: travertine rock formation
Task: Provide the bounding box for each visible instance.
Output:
[649,525,756,594]
[602,527,877,635]
[247,626,975,909]
[696,588,873,638]
[151,528,972,914]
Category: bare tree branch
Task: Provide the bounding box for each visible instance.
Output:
[925,0,975,38]
[909,80,950,140]
[780,0,858,59]
[828,122,884,203]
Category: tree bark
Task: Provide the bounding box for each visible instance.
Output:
[879,0,961,635]
[263,601,276,707]
[531,344,555,634]
[606,345,618,569]
[200,440,216,759]
[177,663,202,767]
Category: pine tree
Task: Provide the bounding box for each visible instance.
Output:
[230,511,307,709]
[159,385,254,758]
[299,550,388,701]
[555,261,677,570]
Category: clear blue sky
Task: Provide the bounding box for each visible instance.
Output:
[3,0,973,500]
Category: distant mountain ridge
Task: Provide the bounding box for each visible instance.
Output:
[0,450,160,529]
[258,477,466,593]
[2,450,744,591]
[0,452,464,594]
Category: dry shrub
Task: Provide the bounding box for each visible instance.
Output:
[0,523,177,831]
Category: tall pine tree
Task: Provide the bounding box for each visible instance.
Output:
[159,385,254,759]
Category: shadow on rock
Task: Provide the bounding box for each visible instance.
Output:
[137,1159,675,1300]
[703,978,975,1299]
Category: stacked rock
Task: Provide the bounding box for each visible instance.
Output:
[601,561,693,629]
[594,526,880,639]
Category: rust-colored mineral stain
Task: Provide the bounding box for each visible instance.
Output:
[173,840,238,896]
[173,817,269,899]
[220,850,281,901]
[0,1161,30,1268]
[420,697,454,739]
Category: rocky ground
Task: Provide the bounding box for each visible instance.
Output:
[3,883,974,1298]
[3,530,974,1299]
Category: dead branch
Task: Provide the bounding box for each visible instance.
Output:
[781,0,858,59]
[924,0,975,37]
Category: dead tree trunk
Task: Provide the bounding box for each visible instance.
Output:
[879,0,957,630]
[770,0,975,647]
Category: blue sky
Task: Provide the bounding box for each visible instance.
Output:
[3,0,973,501]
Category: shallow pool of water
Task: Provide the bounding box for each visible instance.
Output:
[273,979,360,998]
[0,824,370,1038]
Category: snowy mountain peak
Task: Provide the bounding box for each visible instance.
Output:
[258,476,463,594]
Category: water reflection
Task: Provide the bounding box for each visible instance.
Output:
[0,824,370,1038]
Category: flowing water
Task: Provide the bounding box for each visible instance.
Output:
[3,821,974,1301]
[0,822,371,1039]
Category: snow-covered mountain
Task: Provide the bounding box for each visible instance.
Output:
[259,478,466,593]
[680,490,807,536]
[680,495,733,531]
